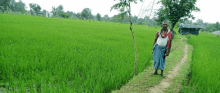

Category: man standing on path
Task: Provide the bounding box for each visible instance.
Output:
[152,21,173,78]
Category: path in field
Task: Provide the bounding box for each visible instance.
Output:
[112,38,189,93]
[148,45,188,93]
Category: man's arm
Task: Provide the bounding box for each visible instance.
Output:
[166,31,173,56]
[153,32,159,48]
[152,32,159,54]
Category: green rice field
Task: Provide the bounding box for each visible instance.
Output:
[187,33,220,92]
[1,14,219,93]
[0,14,161,92]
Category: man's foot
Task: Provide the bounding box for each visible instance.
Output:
[161,73,165,78]
[152,71,157,75]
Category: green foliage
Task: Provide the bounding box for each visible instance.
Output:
[0,0,10,12]
[52,6,57,16]
[143,21,147,25]
[81,8,92,20]
[203,23,218,32]
[96,13,101,21]
[187,32,220,93]
[0,14,160,92]
[76,12,81,19]
[42,9,47,16]
[0,6,4,13]
[29,3,41,15]
[61,13,69,18]
[216,22,220,30]
[110,0,143,22]
[156,0,200,30]
[51,5,64,17]
[137,18,144,25]
[174,22,179,29]
[13,0,26,12]
[102,14,109,21]
[21,9,25,14]
[66,11,77,19]
[6,6,9,14]
[185,33,191,39]
[30,9,34,15]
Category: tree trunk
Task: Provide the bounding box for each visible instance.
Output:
[171,21,178,40]
[128,2,137,76]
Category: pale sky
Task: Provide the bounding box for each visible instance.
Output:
[16,0,220,24]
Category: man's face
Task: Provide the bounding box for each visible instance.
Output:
[162,24,168,29]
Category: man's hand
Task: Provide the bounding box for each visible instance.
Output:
[165,52,169,56]
[152,50,154,54]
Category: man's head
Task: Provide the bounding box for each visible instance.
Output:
[162,21,169,29]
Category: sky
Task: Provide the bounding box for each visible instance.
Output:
[16,0,220,24]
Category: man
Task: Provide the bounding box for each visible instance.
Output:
[152,21,173,78]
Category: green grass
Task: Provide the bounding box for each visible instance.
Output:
[0,14,162,92]
[184,32,220,93]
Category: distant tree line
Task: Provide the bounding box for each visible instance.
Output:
[1,0,219,32]
[0,0,161,26]
[0,0,26,14]
[181,19,220,32]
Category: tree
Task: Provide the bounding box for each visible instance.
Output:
[123,15,130,23]
[96,13,101,21]
[81,8,92,20]
[51,5,64,17]
[206,24,216,32]
[196,19,203,26]
[102,14,109,21]
[0,0,10,13]
[216,22,220,30]
[29,3,41,15]
[15,0,26,12]
[57,5,64,17]
[110,15,118,22]
[144,16,154,26]
[117,13,126,23]
[132,15,138,24]
[76,13,81,19]
[156,0,200,38]
[9,0,16,11]
[183,19,193,25]
[51,6,57,17]
[155,7,166,26]
[61,13,69,18]
[111,0,143,76]
[42,9,47,16]
[67,11,76,18]
[137,18,144,25]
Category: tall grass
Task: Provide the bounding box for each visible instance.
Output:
[0,14,160,92]
[188,32,220,93]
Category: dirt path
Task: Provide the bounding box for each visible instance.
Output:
[148,45,188,93]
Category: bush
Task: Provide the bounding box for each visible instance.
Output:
[61,13,69,19]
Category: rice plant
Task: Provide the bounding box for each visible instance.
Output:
[187,32,220,93]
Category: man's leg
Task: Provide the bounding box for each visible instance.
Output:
[161,70,165,77]
[153,69,158,74]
